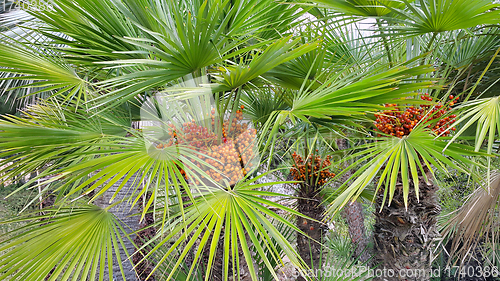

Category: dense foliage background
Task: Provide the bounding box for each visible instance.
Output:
[0,0,499,280]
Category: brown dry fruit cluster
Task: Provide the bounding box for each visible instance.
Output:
[156,105,256,186]
[290,152,335,186]
[374,94,458,137]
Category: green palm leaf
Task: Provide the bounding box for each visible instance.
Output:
[384,0,500,36]
[211,36,320,92]
[444,96,500,185]
[136,170,310,281]
[289,65,435,119]
[308,0,405,17]
[258,63,436,152]
[32,0,144,63]
[0,39,88,102]
[327,126,488,215]
[0,99,131,200]
[94,35,318,108]
[446,96,500,153]
[436,28,500,69]
[0,205,134,281]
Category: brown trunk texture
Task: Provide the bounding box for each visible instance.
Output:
[297,186,325,279]
[336,138,370,262]
[342,200,370,263]
[133,193,156,281]
[373,176,440,281]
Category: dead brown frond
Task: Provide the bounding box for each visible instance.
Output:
[440,171,500,265]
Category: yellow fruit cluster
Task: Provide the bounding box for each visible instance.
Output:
[156,105,256,186]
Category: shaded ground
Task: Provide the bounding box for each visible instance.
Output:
[0,183,37,236]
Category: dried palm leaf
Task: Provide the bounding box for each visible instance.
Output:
[440,171,500,265]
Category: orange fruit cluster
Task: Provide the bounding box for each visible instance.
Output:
[374,94,458,137]
[290,152,335,186]
[197,135,256,185]
[156,105,256,186]
[235,128,257,167]
[223,106,248,139]
[156,122,218,149]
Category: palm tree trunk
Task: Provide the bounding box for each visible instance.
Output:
[133,193,156,281]
[373,173,440,281]
[336,139,370,262]
[202,234,225,281]
[342,201,370,262]
[297,185,325,278]
[95,177,140,281]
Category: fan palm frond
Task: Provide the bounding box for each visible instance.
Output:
[326,126,488,215]
[137,170,310,281]
[383,0,500,36]
[0,205,136,281]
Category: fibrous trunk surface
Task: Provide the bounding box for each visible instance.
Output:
[373,176,440,281]
[342,200,370,263]
[336,138,370,263]
[297,187,325,280]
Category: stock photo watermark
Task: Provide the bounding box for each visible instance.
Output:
[3,0,54,12]
[289,265,500,279]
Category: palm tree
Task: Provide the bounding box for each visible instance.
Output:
[0,0,317,279]
[293,0,500,277]
[440,56,500,267]
[0,1,499,281]
[0,0,333,279]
